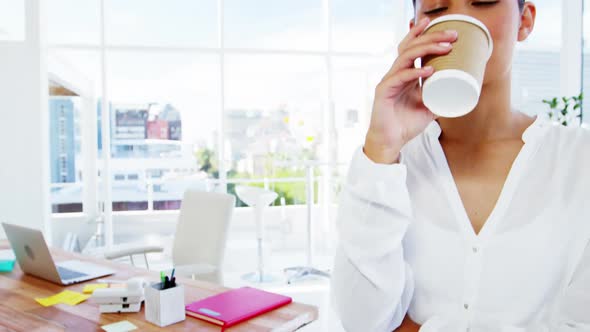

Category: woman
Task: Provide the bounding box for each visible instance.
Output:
[331,0,590,331]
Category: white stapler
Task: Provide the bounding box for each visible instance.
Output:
[92,277,147,313]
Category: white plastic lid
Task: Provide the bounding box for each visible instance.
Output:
[422,69,480,118]
[425,14,493,59]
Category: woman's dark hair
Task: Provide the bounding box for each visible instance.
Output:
[412,0,525,11]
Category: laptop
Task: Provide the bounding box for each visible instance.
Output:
[2,223,114,285]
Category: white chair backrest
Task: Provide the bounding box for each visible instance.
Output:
[172,190,235,276]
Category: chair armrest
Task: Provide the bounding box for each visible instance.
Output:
[104,245,164,260]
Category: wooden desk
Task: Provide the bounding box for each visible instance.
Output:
[0,241,318,331]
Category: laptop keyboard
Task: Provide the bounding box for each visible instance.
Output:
[57,266,88,281]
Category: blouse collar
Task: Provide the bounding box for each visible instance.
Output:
[425,115,548,144]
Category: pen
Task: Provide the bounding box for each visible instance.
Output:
[160,271,165,284]
[171,268,175,279]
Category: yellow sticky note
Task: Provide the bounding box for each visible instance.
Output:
[35,290,90,307]
[58,290,90,305]
[83,283,108,294]
[35,296,60,307]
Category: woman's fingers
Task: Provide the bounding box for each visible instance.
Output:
[392,42,453,72]
[376,66,434,97]
[398,17,431,53]
[404,29,458,52]
[385,30,456,79]
[384,42,452,81]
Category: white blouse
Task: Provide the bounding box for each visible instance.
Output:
[331,116,590,332]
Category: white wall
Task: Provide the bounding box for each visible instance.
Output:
[0,0,50,240]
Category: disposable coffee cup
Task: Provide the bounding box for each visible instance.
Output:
[421,14,493,118]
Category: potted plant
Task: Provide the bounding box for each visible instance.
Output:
[542,93,583,127]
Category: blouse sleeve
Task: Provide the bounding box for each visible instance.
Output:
[331,147,415,332]
[541,236,590,331]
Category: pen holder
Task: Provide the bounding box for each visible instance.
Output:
[145,282,185,327]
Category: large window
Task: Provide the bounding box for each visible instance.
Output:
[105,52,219,211]
[332,0,397,52]
[48,96,84,213]
[104,0,217,48]
[47,0,400,215]
[47,0,101,45]
[48,49,100,213]
[225,0,323,51]
[0,0,25,41]
[48,0,572,217]
[224,54,326,205]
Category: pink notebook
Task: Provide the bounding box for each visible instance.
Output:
[185,287,292,329]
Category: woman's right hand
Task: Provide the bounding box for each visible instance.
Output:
[363,17,458,164]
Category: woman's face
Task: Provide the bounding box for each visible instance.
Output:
[413,0,536,86]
